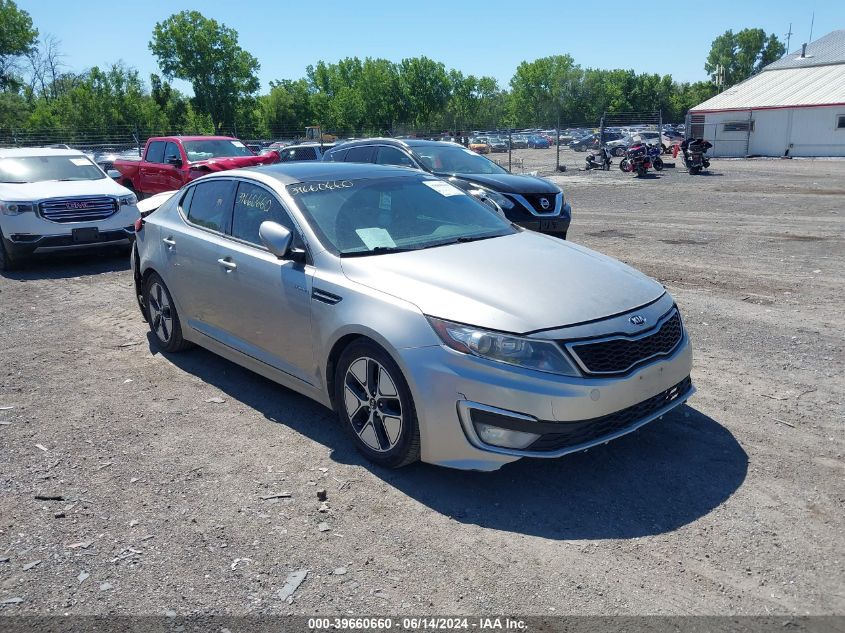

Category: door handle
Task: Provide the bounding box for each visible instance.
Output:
[162,237,175,246]
[217,258,237,271]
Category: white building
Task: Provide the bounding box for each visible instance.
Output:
[689,30,845,157]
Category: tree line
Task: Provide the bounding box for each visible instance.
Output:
[0,2,785,140]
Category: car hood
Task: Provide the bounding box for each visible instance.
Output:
[0,178,131,201]
[442,172,559,194]
[340,231,665,333]
[189,154,276,172]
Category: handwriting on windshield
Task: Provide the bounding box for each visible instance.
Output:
[289,180,353,195]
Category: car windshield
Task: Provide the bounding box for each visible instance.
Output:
[0,155,105,183]
[288,175,516,256]
[411,145,507,175]
[181,139,254,162]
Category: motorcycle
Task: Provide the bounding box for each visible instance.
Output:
[585,146,612,171]
[619,142,662,177]
[679,138,712,174]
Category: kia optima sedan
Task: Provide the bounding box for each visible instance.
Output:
[131,163,693,471]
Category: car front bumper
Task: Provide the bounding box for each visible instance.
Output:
[396,328,693,471]
[3,227,135,255]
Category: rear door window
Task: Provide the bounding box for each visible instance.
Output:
[325,148,348,162]
[344,146,375,163]
[184,180,235,233]
[376,146,415,167]
[145,141,166,163]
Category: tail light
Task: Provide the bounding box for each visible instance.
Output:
[134,218,144,232]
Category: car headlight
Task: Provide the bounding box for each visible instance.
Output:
[118,194,138,207]
[427,316,579,376]
[0,201,35,216]
[467,186,514,210]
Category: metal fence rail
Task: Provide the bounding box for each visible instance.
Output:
[0,113,686,177]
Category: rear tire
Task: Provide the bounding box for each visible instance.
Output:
[144,272,192,353]
[335,340,420,468]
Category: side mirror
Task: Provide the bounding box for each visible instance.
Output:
[259,221,292,259]
[166,156,183,168]
[107,169,121,180]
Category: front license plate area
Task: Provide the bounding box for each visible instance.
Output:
[540,220,565,232]
[72,227,99,243]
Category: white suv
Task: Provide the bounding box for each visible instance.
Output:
[0,148,140,270]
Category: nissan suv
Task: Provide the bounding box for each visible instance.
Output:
[322,139,571,239]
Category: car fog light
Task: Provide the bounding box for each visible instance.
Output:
[474,422,540,449]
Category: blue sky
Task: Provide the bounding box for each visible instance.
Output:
[18,0,844,94]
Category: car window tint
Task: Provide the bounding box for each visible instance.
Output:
[376,146,414,167]
[145,141,166,163]
[164,142,181,163]
[186,180,234,232]
[179,186,195,213]
[325,148,348,162]
[344,146,374,163]
[279,146,317,162]
[231,181,298,247]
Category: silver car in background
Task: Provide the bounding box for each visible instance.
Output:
[131,163,693,471]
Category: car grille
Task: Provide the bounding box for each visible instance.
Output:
[39,197,118,223]
[528,376,692,452]
[519,192,558,214]
[566,310,684,376]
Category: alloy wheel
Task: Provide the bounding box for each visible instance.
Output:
[148,281,173,343]
[343,357,403,452]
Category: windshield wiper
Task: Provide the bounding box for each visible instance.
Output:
[422,234,501,249]
[0,180,29,184]
[340,246,417,257]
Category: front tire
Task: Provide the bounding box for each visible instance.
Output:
[144,273,192,352]
[0,230,22,272]
[335,341,420,468]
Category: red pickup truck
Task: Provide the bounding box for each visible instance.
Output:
[113,136,277,197]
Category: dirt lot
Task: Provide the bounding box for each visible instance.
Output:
[1,155,843,616]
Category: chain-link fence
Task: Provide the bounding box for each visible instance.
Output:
[0,113,686,176]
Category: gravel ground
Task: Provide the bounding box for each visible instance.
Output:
[0,155,843,616]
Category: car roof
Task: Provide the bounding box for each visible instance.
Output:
[237,161,426,185]
[328,137,460,152]
[153,135,237,142]
[0,147,88,158]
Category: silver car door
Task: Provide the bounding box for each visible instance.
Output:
[161,180,235,336]
[214,179,315,384]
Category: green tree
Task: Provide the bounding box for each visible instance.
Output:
[0,0,38,90]
[397,56,450,130]
[509,55,581,127]
[705,28,786,87]
[149,10,260,133]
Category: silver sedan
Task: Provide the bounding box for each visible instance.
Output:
[131,163,693,471]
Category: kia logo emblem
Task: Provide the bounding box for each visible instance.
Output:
[539,197,550,210]
[66,201,89,209]
[629,315,647,326]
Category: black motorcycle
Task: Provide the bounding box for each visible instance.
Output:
[585,146,612,171]
[681,138,712,174]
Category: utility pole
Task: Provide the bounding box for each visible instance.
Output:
[785,23,793,53]
[714,64,725,93]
